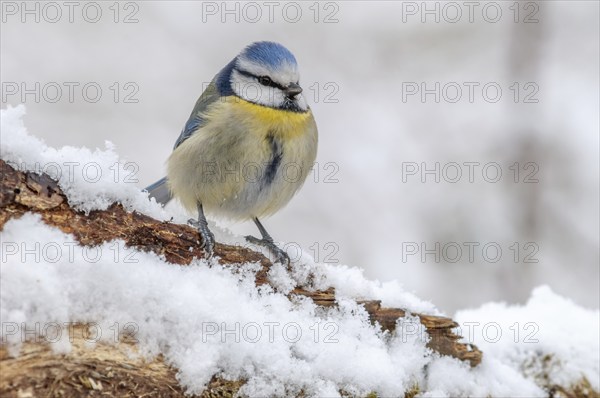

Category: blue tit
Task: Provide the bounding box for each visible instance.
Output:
[145,41,318,265]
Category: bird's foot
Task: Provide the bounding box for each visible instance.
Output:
[246,235,290,267]
[188,218,215,258]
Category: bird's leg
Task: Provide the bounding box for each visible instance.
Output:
[246,217,290,266]
[188,203,215,258]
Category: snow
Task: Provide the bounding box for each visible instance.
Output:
[0,105,170,220]
[455,286,600,392]
[1,105,598,396]
[1,213,431,397]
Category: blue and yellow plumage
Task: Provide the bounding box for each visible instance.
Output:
[145,42,318,264]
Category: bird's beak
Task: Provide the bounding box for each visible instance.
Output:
[285,82,302,98]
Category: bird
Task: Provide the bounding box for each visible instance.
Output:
[144,41,318,265]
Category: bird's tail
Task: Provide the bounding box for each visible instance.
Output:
[144,177,173,205]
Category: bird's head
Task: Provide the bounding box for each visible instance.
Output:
[221,41,308,112]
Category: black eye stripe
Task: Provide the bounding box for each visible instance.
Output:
[236,69,286,91]
[261,77,284,90]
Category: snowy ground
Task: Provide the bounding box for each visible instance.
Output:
[1,105,598,396]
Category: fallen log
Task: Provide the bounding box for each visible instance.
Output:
[0,159,482,397]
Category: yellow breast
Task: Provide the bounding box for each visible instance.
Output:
[222,97,313,139]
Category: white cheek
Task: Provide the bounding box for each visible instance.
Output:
[233,81,282,108]
[231,70,308,111]
[231,74,281,108]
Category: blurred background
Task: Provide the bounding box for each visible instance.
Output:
[1,1,598,314]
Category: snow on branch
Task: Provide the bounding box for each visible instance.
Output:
[0,158,482,396]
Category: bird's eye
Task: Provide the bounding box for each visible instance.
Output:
[258,76,272,86]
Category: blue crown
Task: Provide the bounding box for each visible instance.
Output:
[215,42,298,96]
[240,41,297,68]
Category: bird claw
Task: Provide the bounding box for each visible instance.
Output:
[188,218,215,258]
[246,235,290,267]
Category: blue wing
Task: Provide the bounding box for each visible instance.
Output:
[173,80,219,149]
[146,79,221,204]
[173,58,237,149]
[146,59,238,203]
